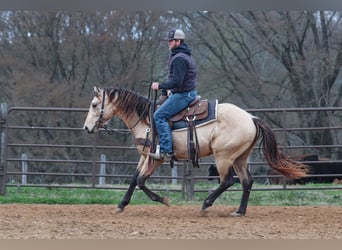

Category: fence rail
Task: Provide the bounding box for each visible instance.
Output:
[0,104,341,198]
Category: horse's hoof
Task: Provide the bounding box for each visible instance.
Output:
[162,197,170,207]
[230,211,244,217]
[115,207,124,214]
[199,210,208,217]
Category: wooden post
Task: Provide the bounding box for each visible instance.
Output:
[281,110,288,190]
[182,162,194,201]
[171,165,177,185]
[99,154,106,186]
[0,103,8,195]
[91,134,97,188]
[181,162,186,199]
[21,154,28,185]
[188,163,194,200]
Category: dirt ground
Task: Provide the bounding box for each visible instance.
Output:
[0,204,341,239]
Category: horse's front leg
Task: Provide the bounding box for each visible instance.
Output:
[116,169,139,213]
[136,158,170,207]
[116,155,146,213]
[137,174,170,207]
[116,156,168,213]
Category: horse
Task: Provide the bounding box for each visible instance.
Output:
[83,86,308,216]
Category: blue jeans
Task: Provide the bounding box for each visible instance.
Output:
[154,90,197,153]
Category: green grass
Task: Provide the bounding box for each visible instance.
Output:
[0,183,341,206]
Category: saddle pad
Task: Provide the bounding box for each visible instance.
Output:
[171,100,218,131]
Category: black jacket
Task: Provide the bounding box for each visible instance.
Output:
[159,43,197,94]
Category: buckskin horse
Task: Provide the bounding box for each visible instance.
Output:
[83,86,308,216]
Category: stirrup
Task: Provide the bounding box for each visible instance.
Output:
[149,146,174,161]
[149,145,161,159]
[149,152,174,161]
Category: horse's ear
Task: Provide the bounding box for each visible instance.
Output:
[93,86,101,97]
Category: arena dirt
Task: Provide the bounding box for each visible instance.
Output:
[0,204,341,239]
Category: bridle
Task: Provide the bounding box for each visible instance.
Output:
[95,89,107,131]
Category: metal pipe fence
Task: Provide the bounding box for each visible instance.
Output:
[0,104,341,198]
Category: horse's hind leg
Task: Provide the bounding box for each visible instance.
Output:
[201,166,235,211]
[231,157,254,216]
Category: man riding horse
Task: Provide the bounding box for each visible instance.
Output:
[149,28,198,161]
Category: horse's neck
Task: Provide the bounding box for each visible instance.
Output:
[117,112,149,139]
[131,123,150,139]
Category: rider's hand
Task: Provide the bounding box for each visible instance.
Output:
[151,82,159,90]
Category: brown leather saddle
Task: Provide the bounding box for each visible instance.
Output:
[166,95,208,168]
[168,96,209,122]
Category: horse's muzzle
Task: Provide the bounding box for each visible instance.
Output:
[83,125,94,134]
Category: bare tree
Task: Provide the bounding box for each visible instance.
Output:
[174,11,341,157]
[0,11,173,177]
[1,11,340,166]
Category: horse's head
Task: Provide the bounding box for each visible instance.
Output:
[83,86,115,133]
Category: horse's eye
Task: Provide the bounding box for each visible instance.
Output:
[92,103,97,108]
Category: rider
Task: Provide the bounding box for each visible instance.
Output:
[149,28,198,161]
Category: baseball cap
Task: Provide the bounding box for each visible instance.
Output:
[164,29,185,41]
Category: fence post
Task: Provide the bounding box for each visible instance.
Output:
[91,134,97,188]
[171,165,177,185]
[99,154,106,186]
[182,162,194,201]
[0,103,8,195]
[21,154,28,185]
[281,110,288,190]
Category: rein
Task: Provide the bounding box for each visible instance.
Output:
[135,80,158,154]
